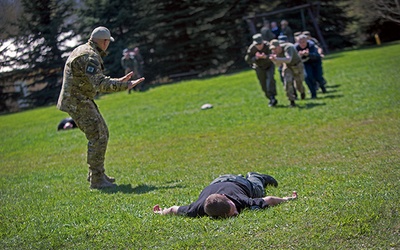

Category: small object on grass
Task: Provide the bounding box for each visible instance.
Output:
[201,103,213,110]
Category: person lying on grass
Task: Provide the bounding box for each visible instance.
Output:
[153,172,297,219]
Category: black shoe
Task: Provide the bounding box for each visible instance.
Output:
[301,93,306,100]
[268,98,278,107]
[321,85,327,93]
[262,174,278,187]
[289,100,296,107]
[247,172,278,187]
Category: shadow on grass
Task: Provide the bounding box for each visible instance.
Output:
[327,84,340,89]
[298,102,327,109]
[273,101,326,109]
[322,54,343,61]
[99,182,185,194]
[321,94,344,99]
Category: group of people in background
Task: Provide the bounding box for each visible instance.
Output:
[246,19,327,107]
[121,47,145,92]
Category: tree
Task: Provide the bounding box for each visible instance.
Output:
[345,0,400,45]
[0,0,22,39]
[75,0,279,82]
[0,0,77,107]
[370,0,400,24]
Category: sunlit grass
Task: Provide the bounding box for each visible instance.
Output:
[0,42,399,249]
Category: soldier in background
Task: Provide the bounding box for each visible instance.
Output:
[302,31,324,57]
[270,21,281,38]
[57,26,144,189]
[260,20,276,42]
[269,39,306,107]
[132,47,145,91]
[295,35,327,99]
[245,33,278,107]
[280,20,295,43]
[121,48,137,93]
[294,31,302,42]
[302,31,328,91]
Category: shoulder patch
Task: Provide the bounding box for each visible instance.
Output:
[86,64,96,75]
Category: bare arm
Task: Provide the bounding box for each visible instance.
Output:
[269,53,292,64]
[153,204,180,215]
[128,77,145,90]
[263,191,297,207]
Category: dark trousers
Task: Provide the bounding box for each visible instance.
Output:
[304,61,325,98]
[209,173,266,198]
[255,65,277,99]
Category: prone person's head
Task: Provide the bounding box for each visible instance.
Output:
[204,194,238,219]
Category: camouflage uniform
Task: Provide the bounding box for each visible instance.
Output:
[57,41,129,185]
[274,42,305,101]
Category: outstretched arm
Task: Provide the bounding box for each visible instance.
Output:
[128,77,145,90]
[263,191,297,207]
[153,204,180,215]
[115,72,145,90]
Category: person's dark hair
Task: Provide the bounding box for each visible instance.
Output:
[204,194,231,218]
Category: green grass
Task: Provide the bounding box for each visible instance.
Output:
[1,42,399,249]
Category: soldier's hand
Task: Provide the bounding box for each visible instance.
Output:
[119,71,134,82]
[128,77,145,90]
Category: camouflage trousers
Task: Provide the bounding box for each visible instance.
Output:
[69,100,109,175]
[282,63,305,101]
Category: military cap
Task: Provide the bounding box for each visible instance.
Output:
[294,31,302,37]
[298,34,308,40]
[252,33,263,44]
[90,26,115,42]
[278,35,288,42]
[269,39,280,50]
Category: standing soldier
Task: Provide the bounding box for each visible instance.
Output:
[245,33,278,107]
[121,48,137,93]
[269,39,306,107]
[57,26,144,189]
[280,20,295,43]
[132,47,145,91]
[260,20,276,42]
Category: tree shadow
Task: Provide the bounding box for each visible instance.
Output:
[99,181,185,194]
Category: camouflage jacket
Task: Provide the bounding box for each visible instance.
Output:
[57,41,128,113]
[277,42,302,67]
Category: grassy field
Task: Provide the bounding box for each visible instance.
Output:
[1,42,399,249]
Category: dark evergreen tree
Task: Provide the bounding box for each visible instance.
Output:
[75,0,143,78]
[0,0,77,107]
